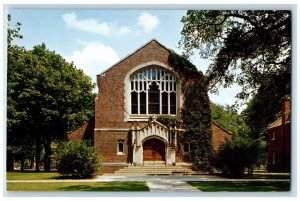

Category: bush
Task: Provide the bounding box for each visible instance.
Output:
[57,141,101,178]
[213,136,267,177]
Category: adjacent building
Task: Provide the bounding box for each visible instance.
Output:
[267,96,291,172]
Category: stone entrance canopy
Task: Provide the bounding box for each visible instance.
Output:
[131,120,178,165]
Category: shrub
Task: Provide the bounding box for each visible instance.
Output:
[57,141,101,178]
[213,136,267,177]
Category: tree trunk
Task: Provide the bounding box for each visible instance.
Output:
[30,156,35,169]
[20,155,25,172]
[35,137,42,172]
[6,150,14,171]
[43,138,52,172]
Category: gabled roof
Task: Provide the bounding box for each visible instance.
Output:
[268,117,283,129]
[212,121,233,135]
[97,39,171,76]
[268,114,291,129]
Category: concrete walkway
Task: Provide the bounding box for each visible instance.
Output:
[6,175,290,192]
[146,178,200,192]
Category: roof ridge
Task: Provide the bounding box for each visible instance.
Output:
[97,39,171,76]
[212,121,233,135]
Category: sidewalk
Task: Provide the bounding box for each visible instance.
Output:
[6,175,290,192]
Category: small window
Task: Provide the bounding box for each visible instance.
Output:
[184,143,190,153]
[117,140,125,155]
[272,152,276,164]
[271,131,275,140]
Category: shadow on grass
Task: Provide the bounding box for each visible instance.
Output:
[59,182,149,192]
[187,181,290,192]
[212,173,291,180]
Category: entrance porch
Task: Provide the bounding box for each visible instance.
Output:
[131,120,178,165]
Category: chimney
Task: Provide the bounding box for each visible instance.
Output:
[282,96,290,126]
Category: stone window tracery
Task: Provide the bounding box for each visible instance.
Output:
[130,67,177,115]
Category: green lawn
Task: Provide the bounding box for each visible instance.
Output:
[212,173,290,180]
[187,181,290,192]
[247,173,290,180]
[6,182,150,192]
[7,171,60,180]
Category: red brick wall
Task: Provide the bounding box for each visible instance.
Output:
[95,41,170,129]
[267,123,290,172]
[68,123,88,141]
[94,130,133,163]
[211,123,232,153]
[101,166,127,174]
[68,118,94,142]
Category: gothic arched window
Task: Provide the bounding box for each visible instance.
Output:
[130,67,177,115]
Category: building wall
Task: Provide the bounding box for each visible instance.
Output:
[267,124,290,172]
[68,40,233,173]
[67,118,94,142]
[94,130,132,163]
[95,41,170,129]
[211,123,233,153]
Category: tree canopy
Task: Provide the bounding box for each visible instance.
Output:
[7,15,96,171]
[180,10,291,139]
[180,10,291,99]
[210,103,249,136]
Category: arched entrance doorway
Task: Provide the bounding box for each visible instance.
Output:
[143,138,165,161]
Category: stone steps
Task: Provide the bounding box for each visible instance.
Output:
[113,165,195,176]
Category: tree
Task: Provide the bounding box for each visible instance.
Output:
[210,103,249,136]
[7,15,96,171]
[179,10,291,140]
[242,69,290,138]
[213,136,267,177]
[57,141,101,178]
[180,10,291,99]
[7,14,34,171]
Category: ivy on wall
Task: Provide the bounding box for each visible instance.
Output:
[167,51,212,171]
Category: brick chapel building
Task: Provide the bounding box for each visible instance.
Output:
[68,40,232,173]
[267,96,291,172]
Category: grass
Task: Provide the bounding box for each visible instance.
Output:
[247,173,290,180]
[187,181,290,192]
[7,171,60,180]
[212,173,291,180]
[6,182,150,192]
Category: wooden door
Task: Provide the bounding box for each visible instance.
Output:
[143,138,165,161]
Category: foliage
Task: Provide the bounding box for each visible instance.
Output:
[242,70,290,138]
[168,51,212,172]
[156,115,180,127]
[57,141,101,178]
[168,50,202,79]
[7,14,23,47]
[180,10,291,100]
[213,136,267,177]
[210,103,249,136]
[182,80,212,171]
[7,15,96,172]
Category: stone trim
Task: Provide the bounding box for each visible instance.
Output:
[94,128,130,132]
[102,163,129,167]
[124,61,181,122]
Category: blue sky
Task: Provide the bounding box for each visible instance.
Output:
[8,8,243,109]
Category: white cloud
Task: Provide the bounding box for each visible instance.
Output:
[62,12,131,35]
[65,42,119,88]
[137,12,160,33]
